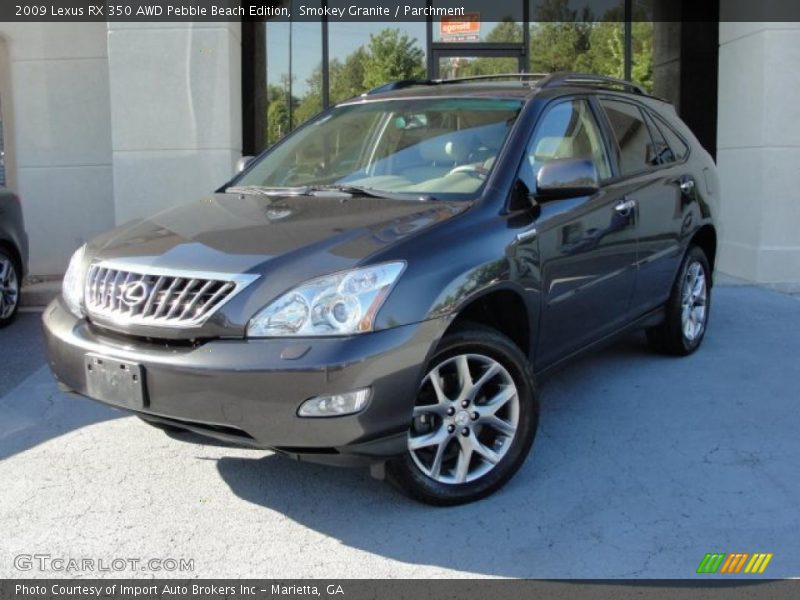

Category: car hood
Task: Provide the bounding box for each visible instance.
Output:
[85,192,468,338]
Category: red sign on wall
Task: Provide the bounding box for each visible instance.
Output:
[439,13,481,42]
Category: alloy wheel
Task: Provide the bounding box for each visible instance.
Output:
[0,256,19,320]
[681,261,707,342]
[408,353,520,485]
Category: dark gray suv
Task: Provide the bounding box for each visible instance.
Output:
[43,73,718,504]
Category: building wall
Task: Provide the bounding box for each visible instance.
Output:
[717,22,800,285]
[0,23,114,275]
[0,23,242,276]
[107,23,242,224]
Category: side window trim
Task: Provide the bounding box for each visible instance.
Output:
[641,109,674,166]
[648,109,692,165]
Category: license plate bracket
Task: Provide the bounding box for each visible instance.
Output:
[84,354,146,410]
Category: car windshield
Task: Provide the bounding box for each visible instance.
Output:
[234,98,523,200]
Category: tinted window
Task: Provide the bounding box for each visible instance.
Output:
[521,99,612,188]
[600,100,654,176]
[643,111,674,165]
[653,114,690,161]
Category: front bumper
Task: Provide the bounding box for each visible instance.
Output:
[43,298,448,465]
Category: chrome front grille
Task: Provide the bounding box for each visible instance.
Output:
[84,263,258,328]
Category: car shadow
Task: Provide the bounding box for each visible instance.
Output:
[0,368,122,460]
[0,313,124,459]
[216,332,676,578]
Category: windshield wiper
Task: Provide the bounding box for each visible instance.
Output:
[227,183,435,202]
[312,184,435,202]
[225,185,312,196]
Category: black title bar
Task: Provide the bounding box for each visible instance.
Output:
[2,0,800,22]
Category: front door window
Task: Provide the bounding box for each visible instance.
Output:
[520,99,612,190]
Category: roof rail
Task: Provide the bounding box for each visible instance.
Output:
[538,72,648,95]
[363,73,548,95]
[363,79,427,95]
[363,72,655,98]
[430,72,549,84]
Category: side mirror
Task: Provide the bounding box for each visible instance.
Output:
[535,158,599,201]
[235,155,255,174]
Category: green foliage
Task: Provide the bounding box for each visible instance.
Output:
[265,16,655,145]
[266,84,291,146]
[267,28,425,145]
[362,29,425,89]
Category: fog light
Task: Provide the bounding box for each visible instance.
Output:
[298,388,371,418]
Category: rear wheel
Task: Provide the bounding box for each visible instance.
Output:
[647,245,711,355]
[387,323,538,505]
[0,249,20,328]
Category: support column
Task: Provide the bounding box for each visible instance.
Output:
[717,23,800,285]
[107,23,242,224]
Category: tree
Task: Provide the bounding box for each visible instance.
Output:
[330,47,369,103]
[266,83,291,146]
[271,28,425,140]
[362,29,425,89]
[455,19,523,76]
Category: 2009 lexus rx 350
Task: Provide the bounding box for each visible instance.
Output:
[44,73,718,505]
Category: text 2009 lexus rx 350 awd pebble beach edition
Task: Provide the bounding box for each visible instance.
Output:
[44,73,718,504]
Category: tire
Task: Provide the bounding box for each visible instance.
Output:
[0,248,21,328]
[646,245,711,356]
[387,322,538,506]
[137,416,185,433]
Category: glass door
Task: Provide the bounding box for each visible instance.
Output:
[429,3,529,79]
[433,50,526,79]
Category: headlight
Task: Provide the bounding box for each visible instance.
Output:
[247,262,405,337]
[62,244,87,317]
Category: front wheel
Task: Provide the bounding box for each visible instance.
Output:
[387,323,538,506]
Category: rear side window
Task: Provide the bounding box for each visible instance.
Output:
[600,99,654,176]
[653,114,690,161]
[642,111,675,165]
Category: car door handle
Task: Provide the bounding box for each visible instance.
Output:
[679,177,695,194]
[614,199,636,216]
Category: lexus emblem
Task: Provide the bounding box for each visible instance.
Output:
[120,281,150,308]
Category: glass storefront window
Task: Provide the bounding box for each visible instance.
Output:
[434,18,524,44]
[529,1,625,79]
[265,0,322,145]
[259,0,661,147]
[290,13,323,128]
[265,18,290,145]
[632,21,654,92]
[433,1,523,43]
[438,56,520,78]
[629,0,655,93]
[328,1,427,104]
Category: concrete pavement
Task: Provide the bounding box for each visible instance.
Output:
[0,286,798,578]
